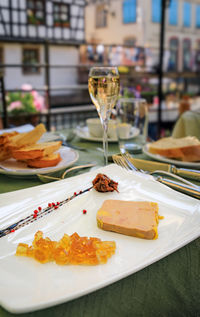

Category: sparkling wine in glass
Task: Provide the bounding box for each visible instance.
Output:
[88,67,120,165]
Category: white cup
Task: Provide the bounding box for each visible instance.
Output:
[86,118,103,138]
[86,118,117,139]
[117,123,131,139]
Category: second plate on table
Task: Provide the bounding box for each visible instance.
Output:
[0,147,79,177]
[75,126,140,143]
[143,143,200,168]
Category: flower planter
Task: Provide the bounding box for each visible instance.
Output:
[8,114,40,127]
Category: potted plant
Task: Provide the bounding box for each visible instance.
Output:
[6,84,46,126]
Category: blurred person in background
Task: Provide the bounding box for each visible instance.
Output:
[96,44,104,63]
[87,45,94,63]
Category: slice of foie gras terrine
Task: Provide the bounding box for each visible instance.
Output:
[96,200,160,240]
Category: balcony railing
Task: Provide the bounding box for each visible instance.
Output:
[0,61,200,135]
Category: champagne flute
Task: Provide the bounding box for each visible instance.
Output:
[88,67,120,165]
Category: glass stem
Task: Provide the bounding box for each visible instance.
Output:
[103,119,108,165]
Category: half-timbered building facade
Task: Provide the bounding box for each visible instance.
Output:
[0,0,85,95]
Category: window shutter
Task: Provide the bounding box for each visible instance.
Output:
[152,0,161,23]
[196,5,200,28]
[183,2,191,27]
[169,0,178,25]
[131,0,136,22]
[123,0,136,24]
[123,1,129,23]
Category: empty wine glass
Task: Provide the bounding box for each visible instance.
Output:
[116,98,148,153]
[88,67,120,165]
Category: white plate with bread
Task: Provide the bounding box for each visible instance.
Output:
[0,124,79,176]
[143,136,200,168]
[0,146,79,176]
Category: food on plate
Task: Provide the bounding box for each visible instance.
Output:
[0,174,118,238]
[6,123,46,150]
[148,136,200,162]
[0,145,12,161]
[12,141,62,160]
[92,173,118,192]
[27,152,62,168]
[16,231,116,265]
[0,131,20,161]
[0,124,62,168]
[0,131,19,145]
[97,200,162,240]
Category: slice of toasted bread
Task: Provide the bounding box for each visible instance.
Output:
[148,136,200,162]
[27,153,61,168]
[7,123,46,150]
[0,145,11,161]
[12,141,62,160]
[0,131,19,145]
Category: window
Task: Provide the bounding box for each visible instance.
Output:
[168,0,178,25]
[96,5,107,28]
[22,48,40,74]
[123,0,137,24]
[182,39,191,70]
[124,37,137,46]
[196,5,200,28]
[27,0,45,25]
[152,0,161,23]
[168,38,179,71]
[53,3,70,27]
[183,2,191,27]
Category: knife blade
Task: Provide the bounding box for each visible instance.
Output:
[155,176,200,200]
[127,158,200,182]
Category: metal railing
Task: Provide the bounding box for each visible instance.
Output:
[1,61,200,133]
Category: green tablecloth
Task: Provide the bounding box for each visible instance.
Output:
[0,131,200,317]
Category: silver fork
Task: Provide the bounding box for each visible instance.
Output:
[113,153,200,199]
[120,149,138,172]
[119,151,199,188]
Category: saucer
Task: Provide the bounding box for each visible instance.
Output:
[76,126,140,143]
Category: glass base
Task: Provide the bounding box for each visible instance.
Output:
[121,143,142,154]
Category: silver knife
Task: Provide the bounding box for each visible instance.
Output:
[112,154,200,200]
[128,158,200,182]
[153,175,200,200]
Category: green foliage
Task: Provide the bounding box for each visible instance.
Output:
[123,88,134,98]
[6,91,38,115]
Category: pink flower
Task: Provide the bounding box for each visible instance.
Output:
[31,90,38,98]
[21,84,32,91]
[8,101,23,111]
[31,90,45,112]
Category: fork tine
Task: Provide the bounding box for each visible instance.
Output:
[124,152,146,173]
[112,155,130,170]
[124,152,132,160]
[112,155,123,169]
[124,156,138,171]
[120,157,130,170]
[120,151,139,172]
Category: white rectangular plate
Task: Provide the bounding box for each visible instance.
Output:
[0,164,200,313]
